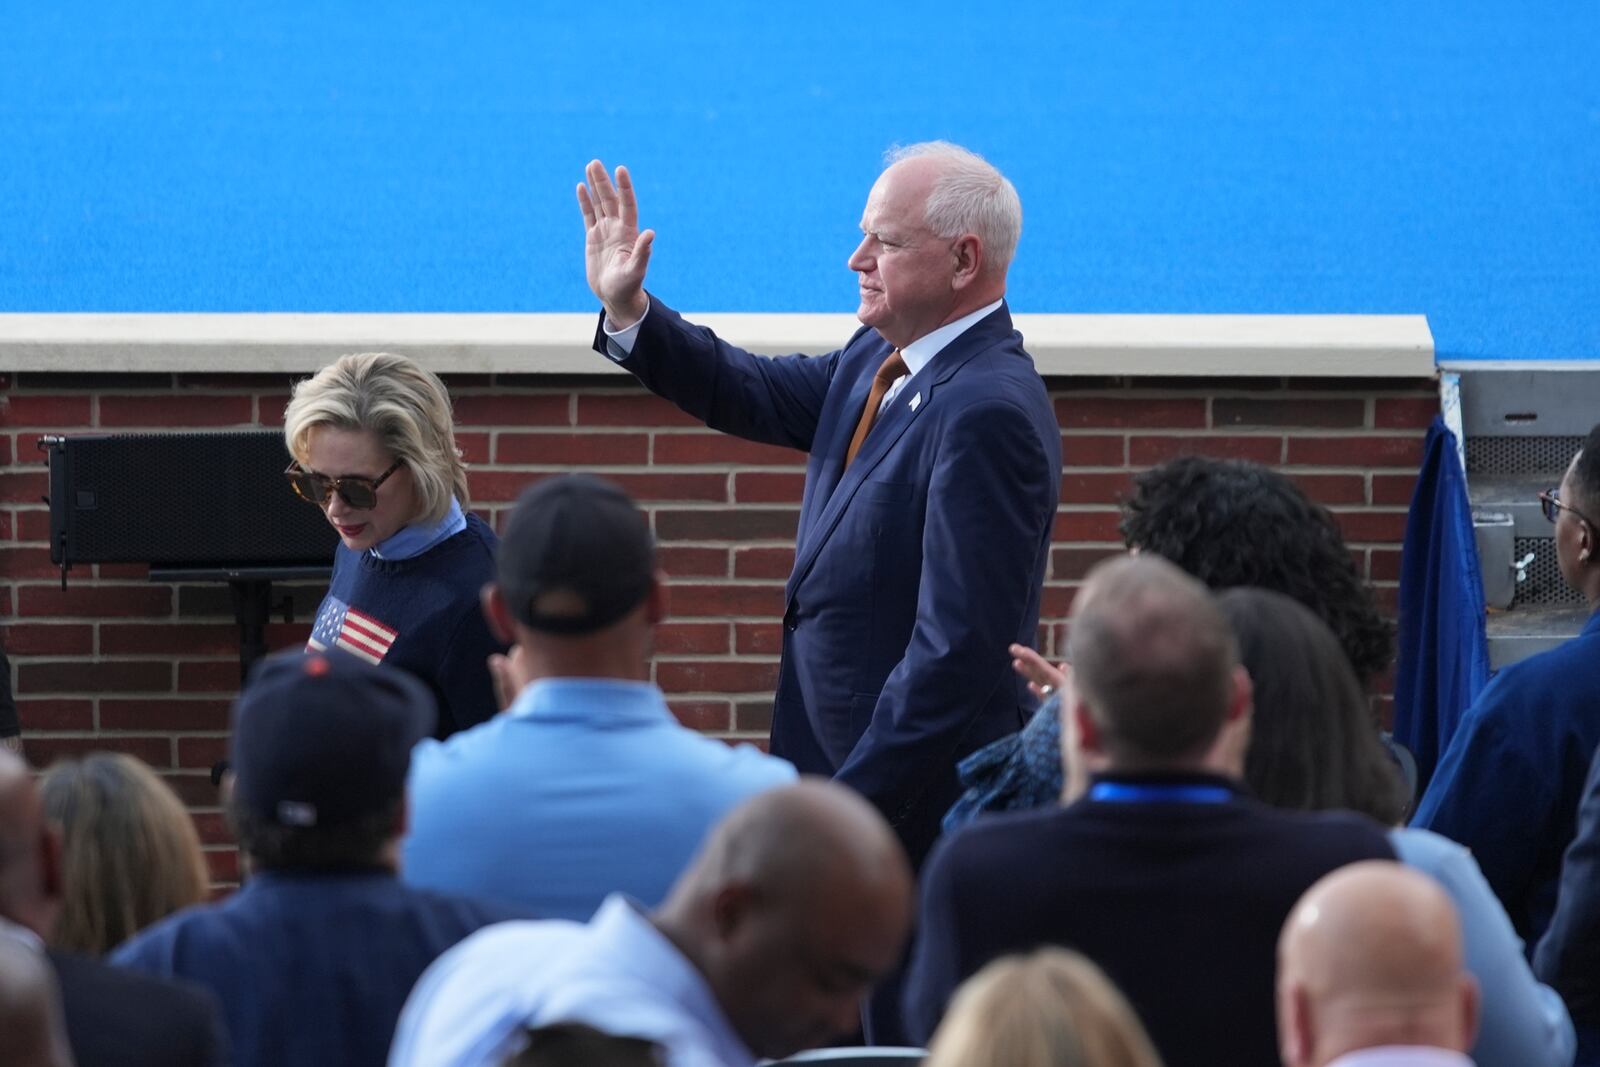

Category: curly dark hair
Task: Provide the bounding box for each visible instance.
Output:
[228,794,402,873]
[1119,457,1393,684]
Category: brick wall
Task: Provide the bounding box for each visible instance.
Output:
[0,370,1438,883]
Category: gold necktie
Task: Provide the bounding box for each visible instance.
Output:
[844,349,909,470]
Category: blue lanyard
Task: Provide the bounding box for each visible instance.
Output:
[1088,782,1234,805]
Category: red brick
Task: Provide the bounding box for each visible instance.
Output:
[1038,584,1076,620]
[21,660,171,693]
[733,472,806,503]
[1050,548,1122,581]
[657,546,728,578]
[0,624,93,656]
[0,546,61,578]
[1213,398,1365,429]
[19,585,172,618]
[494,432,648,466]
[15,699,94,731]
[1373,586,1400,613]
[162,773,223,805]
[99,395,253,428]
[656,509,798,542]
[1290,474,1368,507]
[0,437,10,465]
[1375,396,1440,430]
[0,395,92,427]
[1054,510,1125,543]
[735,622,782,655]
[734,701,773,732]
[452,394,570,426]
[667,700,732,731]
[1372,473,1419,507]
[656,623,730,655]
[205,849,240,884]
[267,622,313,651]
[1369,548,1403,583]
[191,811,234,846]
[463,471,540,503]
[1286,436,1425,468]
[27,736,171,767]
[652,434,804,467]
[178,737,231,770]
[95,563,151,580]
[576,393,701,428]
[657,660,780,694]
[1060,472,1136,506]
[101,699,231,731]
[1332,511,1410,543]
[666,584,784,617]
[178,661,243,693]
[1060,435,1126,467]
[0,471,48,503]
[16,510,49,541]
[257,393,291,427]
[606,473,727,502]
[1129,435,1283,465]
[101,623,238,656]
[0,510,11,541]
[733,547,795,580]
[1057,398,1207,430]
[456,432,491,465]
[0,588,9,615]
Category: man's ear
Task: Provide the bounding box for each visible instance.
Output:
[950,234,984,290]
[709,883,755,942]
[646,571,668,626]
[1072,701,1104,757]
[1228,664,1254,726]
[481,583,517,645]
[1458,973,1481,1052]
[40,823,64,903]
[1279,982,1313,1067]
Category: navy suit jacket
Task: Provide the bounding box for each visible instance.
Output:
[902,774,1396,1067]
[50,949,227,1067]
[1535,742,1600,1063]
[596,297,1061,864]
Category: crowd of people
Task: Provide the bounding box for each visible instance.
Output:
[3,142,1600,1067]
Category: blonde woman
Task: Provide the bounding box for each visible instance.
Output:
[925,948,1162,1067]
[284,352,504,735]
[40,754,211,956]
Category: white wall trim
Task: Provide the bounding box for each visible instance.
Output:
[0,312,1436,378]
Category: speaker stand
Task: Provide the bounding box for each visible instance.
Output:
[149,566,332,681]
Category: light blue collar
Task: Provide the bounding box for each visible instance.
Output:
[370,498,467,561]
[507,677,672,727]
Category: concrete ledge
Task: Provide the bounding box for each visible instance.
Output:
[0,312,1435,378]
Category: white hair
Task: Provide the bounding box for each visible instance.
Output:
[885,141,1022,276]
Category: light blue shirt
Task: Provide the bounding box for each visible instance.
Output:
[371,498,467,561]
[388,895,755,1067]
[1390,827,1575,1067]
[402,678,796,920]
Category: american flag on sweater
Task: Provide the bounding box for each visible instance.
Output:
[307,597,398,665]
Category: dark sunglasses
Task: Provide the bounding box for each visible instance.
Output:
[1539,488,1597,531]
[285,459,403,510]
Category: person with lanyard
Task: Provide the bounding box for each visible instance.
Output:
[902,555,1395,1067]
[283,352,505,737]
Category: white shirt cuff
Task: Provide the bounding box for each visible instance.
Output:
[601,298,650,361]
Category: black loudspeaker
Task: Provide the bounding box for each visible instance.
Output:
[46,431,340,569]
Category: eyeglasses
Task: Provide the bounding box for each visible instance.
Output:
[285,459,403,510]
[1538,488,1597,531]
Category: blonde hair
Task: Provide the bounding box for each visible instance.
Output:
[925,949,1164,1067]
[283,352,468,525]
[40,754,210,956]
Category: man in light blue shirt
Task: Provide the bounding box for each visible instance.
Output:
[402,474,796,920]
[389,781,915,1067]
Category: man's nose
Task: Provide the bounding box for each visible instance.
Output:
[847,236,873,273]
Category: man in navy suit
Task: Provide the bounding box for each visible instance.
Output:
[577,144,1061,869]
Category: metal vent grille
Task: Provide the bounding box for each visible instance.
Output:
[1512,536,1586,607]
[1467,435,1584,475]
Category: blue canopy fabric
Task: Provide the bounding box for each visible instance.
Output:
[1394,416,1492,791]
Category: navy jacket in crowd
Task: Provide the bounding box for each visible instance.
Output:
[51,949,227,1067]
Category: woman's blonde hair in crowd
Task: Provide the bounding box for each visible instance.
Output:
[40,753,211,956]
[925,948,1164,1067]
[282,352,468,525]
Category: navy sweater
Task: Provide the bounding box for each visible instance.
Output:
[308,513,503,737]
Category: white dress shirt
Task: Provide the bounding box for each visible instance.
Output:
[1326,1046,1475,1067]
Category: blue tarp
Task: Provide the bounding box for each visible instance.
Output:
[1394,416,1492,790]
[1,4,1596,362]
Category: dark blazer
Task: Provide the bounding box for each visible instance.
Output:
[1535,742,1600,1063]
[50,949,227,1067]
[901,773,1396,1067]
[599,297,1061,866]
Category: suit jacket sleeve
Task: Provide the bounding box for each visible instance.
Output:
[595,295,845,453]
[1535,743,1600,1026]
[833,395,1055,825]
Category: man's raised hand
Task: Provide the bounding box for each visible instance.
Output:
[578,159,653,330]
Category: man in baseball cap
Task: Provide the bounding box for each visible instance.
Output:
[403,473,795,920]
[112,649,524,1067]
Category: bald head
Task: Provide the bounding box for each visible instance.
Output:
[0,936,75,1067]
[658,780,914,1059]
[1277,862,1477,1067]
[0,750,61,939]
[1067,555,1246,769]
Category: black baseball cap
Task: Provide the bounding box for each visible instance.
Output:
[497,474,656,635]
[230,649,436,828]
